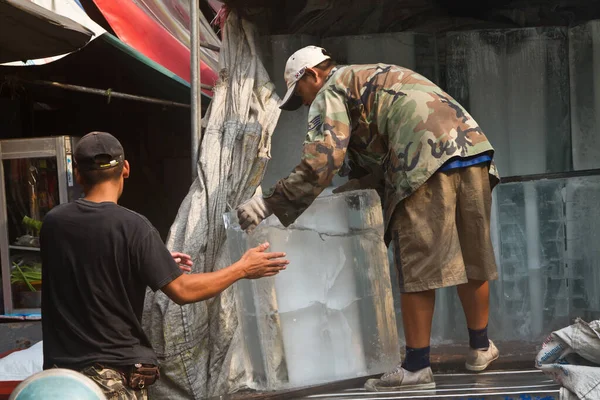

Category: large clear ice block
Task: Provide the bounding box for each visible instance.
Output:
[224,189,400,390]
[569,21,600,170]
[565,176,600,322]
[446,28,572,177]
[492,179,569,340]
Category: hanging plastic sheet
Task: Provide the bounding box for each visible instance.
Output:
[142,11,281,399]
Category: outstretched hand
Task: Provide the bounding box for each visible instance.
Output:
[237,242,289,279]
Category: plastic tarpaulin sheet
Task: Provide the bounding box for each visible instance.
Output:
[536,319,600,399]
[91,0,219,95]
[142,12,281,399]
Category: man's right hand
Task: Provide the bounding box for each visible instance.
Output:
[161,242,289,305]
[236,242,289,279]
[237,195,273,233]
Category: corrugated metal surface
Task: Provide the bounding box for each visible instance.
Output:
[298,370,560,400]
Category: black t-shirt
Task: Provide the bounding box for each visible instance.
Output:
[40,199,182,370]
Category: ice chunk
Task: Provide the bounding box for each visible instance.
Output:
[569,21,600,170]
[565,176,600,321]
[224,189,400,390]
[446,28,571,176]
[322,33,439,84]
[278,301,367,385]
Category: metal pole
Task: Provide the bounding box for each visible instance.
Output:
[190,0,201,180]
[8,77,191,108]
[200,41,220,52]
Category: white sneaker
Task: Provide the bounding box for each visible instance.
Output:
[364,365,436,392]
[465,340,500,372]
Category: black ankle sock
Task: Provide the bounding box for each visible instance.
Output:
[401,346,431,372]
[469,325,489,349]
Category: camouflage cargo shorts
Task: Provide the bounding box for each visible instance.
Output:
[81,365,148,400]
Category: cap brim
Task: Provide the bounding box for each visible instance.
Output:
[279,83,303,111]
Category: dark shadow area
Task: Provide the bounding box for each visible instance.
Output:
[0,35,204,240]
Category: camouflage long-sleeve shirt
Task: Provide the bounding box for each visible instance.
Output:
[264,64,499,232]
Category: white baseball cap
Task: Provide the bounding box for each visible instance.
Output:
[279,45,331,111]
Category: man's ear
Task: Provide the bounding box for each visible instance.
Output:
[122,160,131,179]
[304,68,318,81]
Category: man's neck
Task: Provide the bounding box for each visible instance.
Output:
[322,66,337,81]
[83,183,120,204]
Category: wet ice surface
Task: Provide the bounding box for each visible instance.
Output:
[570,21,600,170]
[446,27,572,176]
[224,189,400,390]
[322,32,439,84]
[491,177,600,339]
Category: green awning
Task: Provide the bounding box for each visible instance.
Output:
[98,33,211,105]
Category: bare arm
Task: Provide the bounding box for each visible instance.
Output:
[161,243,288,305]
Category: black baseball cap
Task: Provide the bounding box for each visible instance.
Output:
[74,132,124,171]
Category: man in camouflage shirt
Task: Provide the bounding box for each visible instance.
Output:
[237,46,500,391]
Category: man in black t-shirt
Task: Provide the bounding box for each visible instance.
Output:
[41,132,288,399]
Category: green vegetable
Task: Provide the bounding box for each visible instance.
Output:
[22,216,43,235]
[10,263,42,292]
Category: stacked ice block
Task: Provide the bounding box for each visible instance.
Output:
[224,189,400,390]
[322,32,439,85]
[565,176,600,322]
[446,27,572,176]
[569,20,600,170]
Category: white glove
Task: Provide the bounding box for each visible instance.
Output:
[237,194,273,233]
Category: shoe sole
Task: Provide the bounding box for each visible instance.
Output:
[465,353,500,372]
[364,381,436,392]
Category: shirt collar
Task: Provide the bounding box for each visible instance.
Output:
[324,66,339,83]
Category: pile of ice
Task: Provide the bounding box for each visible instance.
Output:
[224,189,400,390]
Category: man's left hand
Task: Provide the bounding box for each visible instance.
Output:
[237,195,273,233]
[172,252,193,273]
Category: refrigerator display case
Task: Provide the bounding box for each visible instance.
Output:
[0,136,81,316]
